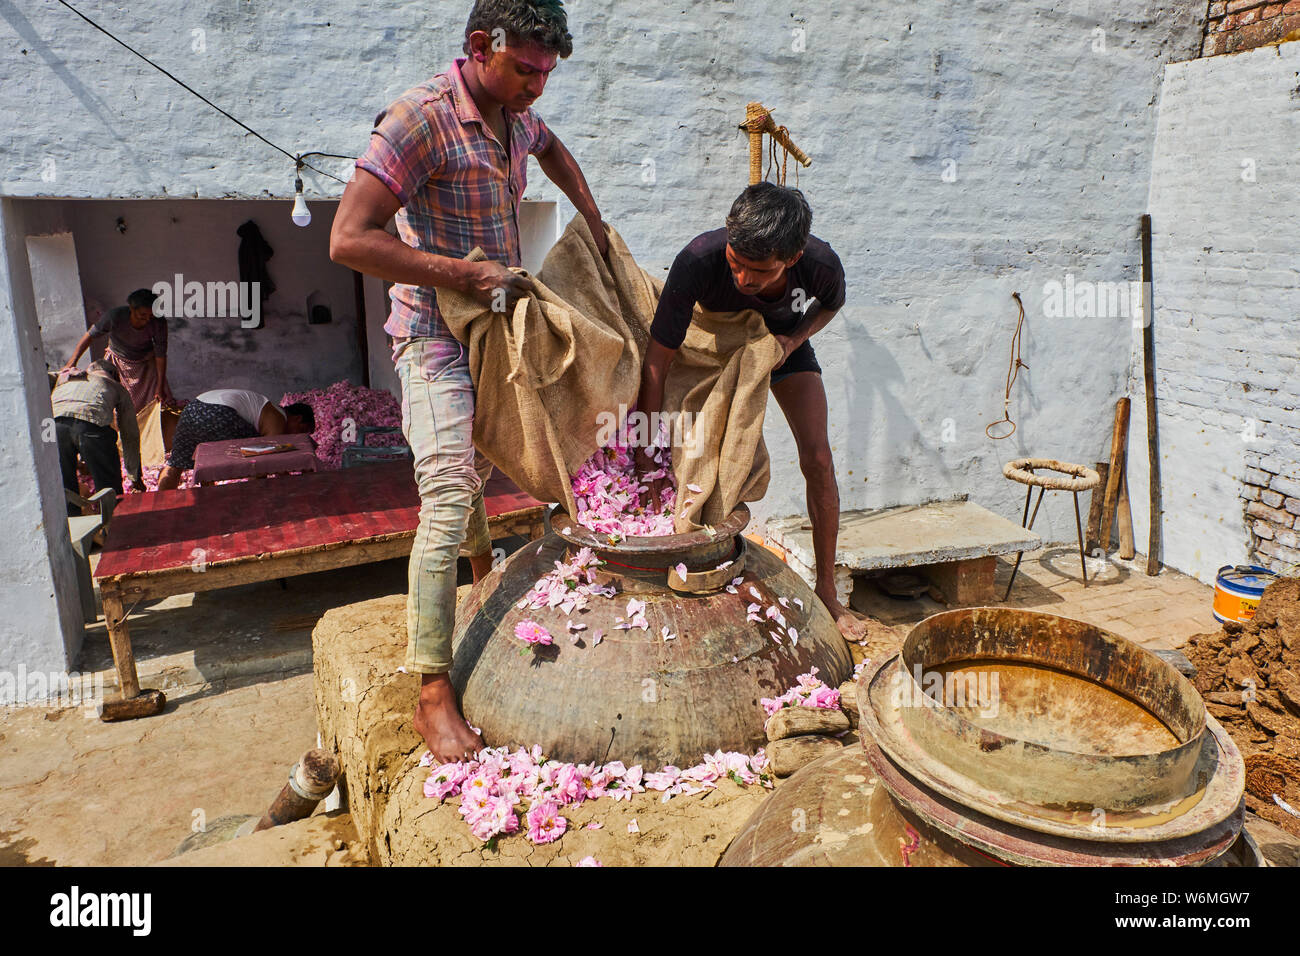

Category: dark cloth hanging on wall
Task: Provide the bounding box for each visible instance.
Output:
[237,220,275,302]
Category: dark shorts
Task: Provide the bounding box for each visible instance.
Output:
[166,400,259,470]
[771,340,822,385]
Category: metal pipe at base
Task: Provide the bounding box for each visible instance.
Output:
[254,748,341,832]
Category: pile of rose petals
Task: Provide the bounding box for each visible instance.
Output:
[421,745,772,845]
[516,546,616,619]
[571,441,675,538]
[759,666,842,717]
[280,380,403,470]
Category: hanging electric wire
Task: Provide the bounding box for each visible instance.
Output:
[52,0,351,184]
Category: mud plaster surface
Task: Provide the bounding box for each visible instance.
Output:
[0,671,331,866]
[315,590,877,866]
[1186,578,1300,837]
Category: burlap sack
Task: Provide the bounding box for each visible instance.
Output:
[132,400,179,466]
[663,305,782,529]
[439,216,783,532]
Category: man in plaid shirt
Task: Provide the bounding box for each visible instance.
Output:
[331,0,605,762]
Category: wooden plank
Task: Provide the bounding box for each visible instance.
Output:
[108,537,417,602]
[1085,460,1110,553]
[101,586,140,698]
[1141,213,1162,575]
[1117,469,1136,560]
[1098,397,1131,558]
[96,463,546,580]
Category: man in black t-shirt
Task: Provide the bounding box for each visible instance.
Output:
[635,183,868,643]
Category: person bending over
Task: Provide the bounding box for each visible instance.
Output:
[61,288,173,411]
[156,388,315,490]
[51,360,143,512]
[634,182,869,643]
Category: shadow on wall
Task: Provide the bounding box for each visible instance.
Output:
[0,0,121,138]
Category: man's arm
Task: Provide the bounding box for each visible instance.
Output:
[536,134,606,256]
[630,245,701,499]
[61,330,96,372]
[155,355,171,404]
[634,339,678,509]
[636,339,677,436]
[153,320,172,403]
[772,303,840,363]
[329,168,533,304]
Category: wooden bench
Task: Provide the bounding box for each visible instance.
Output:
[763,498,1042,607]
[92,461,546,715]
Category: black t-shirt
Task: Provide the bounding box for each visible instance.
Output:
[650,228,847,350]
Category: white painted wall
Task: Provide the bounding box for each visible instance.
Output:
[0,1,1210,672]
[1125,41,1300,584]
[0,200,85,697]
[26,232,87,368]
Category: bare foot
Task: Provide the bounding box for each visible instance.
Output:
[817,588,869,644]
[413,673,484,764]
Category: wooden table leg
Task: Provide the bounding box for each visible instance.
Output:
[101,586,140,699]
[99,584,166,721]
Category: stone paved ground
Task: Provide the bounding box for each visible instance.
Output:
[852,548,1219,651]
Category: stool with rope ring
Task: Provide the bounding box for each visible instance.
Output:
[1001,458,1101,600]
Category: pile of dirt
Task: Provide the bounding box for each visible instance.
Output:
[1185,577,1300,836]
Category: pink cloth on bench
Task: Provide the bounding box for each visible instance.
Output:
[192,434,319,484]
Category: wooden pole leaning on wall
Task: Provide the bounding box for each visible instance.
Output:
[1140,214,1161,575]
[1098,397,1131,561]
[743,102,812,185]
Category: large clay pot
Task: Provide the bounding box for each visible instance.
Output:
[451,506,853,769]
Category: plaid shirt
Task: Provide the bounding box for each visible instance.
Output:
[51,372,142,477]
[357,58,554,340]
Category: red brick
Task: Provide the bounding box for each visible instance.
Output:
[1226,0,1265,11]
[1202,32,1228,55]
[1210,0,1228,13]
[1284,0,1300,14]
[1264,3,1286,16]
[1239,7,1261,22]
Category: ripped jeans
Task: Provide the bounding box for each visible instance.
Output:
[393,336,492,674]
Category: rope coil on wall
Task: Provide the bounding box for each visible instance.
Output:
[986,291,1028,440]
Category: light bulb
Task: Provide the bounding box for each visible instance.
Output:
[291,190,311,227]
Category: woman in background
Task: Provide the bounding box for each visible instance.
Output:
[61,288,173,411]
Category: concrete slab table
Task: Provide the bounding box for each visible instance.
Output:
[92,461,547,716]
[764,499,1042,606]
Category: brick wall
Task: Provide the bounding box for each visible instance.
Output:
[1202,0,1300,56]
[1125,43,1300,583]
[1242,451,1300,573]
